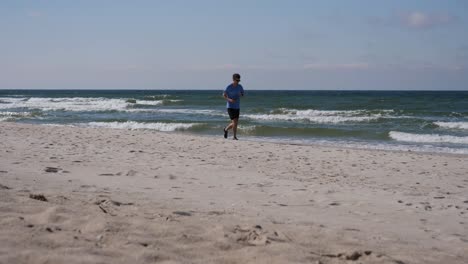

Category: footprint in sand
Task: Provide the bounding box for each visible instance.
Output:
[126,170,137,177]
[227,225,291,246]
[29,194,48,202]
[99,173,115,176]
[0,184,11,189]
[44,167,60,173]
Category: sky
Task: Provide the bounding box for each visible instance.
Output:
[1,0,468,90]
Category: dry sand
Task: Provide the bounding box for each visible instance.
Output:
[0,122,467,264]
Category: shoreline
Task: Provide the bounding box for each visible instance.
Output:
[1,122,467,263]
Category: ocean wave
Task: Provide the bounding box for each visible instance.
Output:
[143,95,171,100]
[389,131,468,144]
[245,114,379,123]
[135,99,182,106]
[0,97,129,112]
[244,108,401,123]
[0,97,27,104]
[86,121,199,131]
[0,96,185,112]
[135,100,164,106]
[434,122,468,130]
[0,111,39,121]
[155,108,224,116]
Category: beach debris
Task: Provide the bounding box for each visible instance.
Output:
[45,227,53,233]
[0,170,7,173]
[434,196,445,199]
[44,167,60,173]
[329,202,340,206]
[98,204,108,214]
[29,194,48,202]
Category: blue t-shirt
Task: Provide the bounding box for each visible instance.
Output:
[224,84,244,109]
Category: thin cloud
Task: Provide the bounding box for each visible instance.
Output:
[185,64,240,71]
[400,11,457,29]
[367,11,458,30]
[303,63,370,71]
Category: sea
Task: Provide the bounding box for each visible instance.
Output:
[1,90,467,155]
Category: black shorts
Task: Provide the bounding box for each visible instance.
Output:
[227,108,240,120]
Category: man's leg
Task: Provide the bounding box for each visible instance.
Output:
[225,121,234,131]
[232,118,238,139]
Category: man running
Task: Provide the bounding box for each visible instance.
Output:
[223,73,244,140]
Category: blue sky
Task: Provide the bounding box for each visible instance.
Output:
[1,0,467,90]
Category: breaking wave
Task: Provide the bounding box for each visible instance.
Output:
[389,131,468,144]
[0,97,181,112]
[434,121,468,130]
[244,108,395,123]
[0,111,39,121]
[86,121,199,131]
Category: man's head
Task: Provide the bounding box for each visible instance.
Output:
[233,73,241,83]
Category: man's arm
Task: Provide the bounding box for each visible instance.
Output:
[223,92,235,103]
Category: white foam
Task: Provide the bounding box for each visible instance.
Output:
[0,111,37,121]
[0,97,185,112]
[237,125,257,132]
[155,108,224,116]
[133,99,182,106]
[135,100,164,106]
[0,97,27,104]
[143,95,171,99]
[243,108,399,123]
[434,122,468,130]
[0,97,129,112]
[86,121,198,131]
[0,111,35,117]
[389,131,468,144]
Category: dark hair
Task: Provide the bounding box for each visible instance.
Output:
[233,73,241,80]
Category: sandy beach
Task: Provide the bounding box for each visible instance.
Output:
[0,122,467,264]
